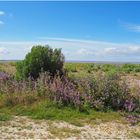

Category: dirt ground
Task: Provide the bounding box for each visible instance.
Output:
[0,116,139,139]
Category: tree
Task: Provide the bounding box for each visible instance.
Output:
[16,45,65,79]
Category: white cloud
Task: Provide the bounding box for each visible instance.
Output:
[38,37,119,46]
[97,46,140,57]
[1,38,140,61]
[0,41,47,60]
[0,47,9,54]
[120,21,140,32]
[0,11,5,16]
[0,20,4,25]
[0,11,6,25]
[126,23,140,32]
[104,47,117,53]
[76,48,94,55]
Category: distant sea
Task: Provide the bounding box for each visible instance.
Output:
[1,60,140,64]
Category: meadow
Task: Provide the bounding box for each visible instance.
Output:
[0,61,140,138]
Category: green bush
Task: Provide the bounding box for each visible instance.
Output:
[121,64,140,73]
[64,63,77,72]
[16,45,65,79]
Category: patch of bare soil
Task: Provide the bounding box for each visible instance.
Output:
[0,116,139,139]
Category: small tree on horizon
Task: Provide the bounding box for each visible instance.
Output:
[16,45,65,79]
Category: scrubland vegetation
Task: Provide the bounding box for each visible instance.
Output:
[0,45,140,134]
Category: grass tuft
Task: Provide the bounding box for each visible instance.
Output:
[0,113,11,121]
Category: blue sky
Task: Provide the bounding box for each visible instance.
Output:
[1,1,140,61]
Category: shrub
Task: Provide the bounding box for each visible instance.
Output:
[121,64,140,73]
[0,71,139,112]
[100,64,119,73]
[35,72,139,112]
[64,63,77,73]
[16,45,65,79]
[74,72,139,111]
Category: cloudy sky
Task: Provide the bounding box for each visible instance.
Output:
[1,1,140,62]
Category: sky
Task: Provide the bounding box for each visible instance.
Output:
[1,1,140,61]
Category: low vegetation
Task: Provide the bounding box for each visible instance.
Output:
[0,71,139,112]
[0,45,140,126]
[0,113,11,121]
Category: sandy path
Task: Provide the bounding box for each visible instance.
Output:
[0,116,139,139]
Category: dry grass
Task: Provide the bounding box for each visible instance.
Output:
[49,125,81,139]
[0,62,16,75]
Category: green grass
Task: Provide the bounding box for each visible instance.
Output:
[0,100,126,126]
[0,113,11,121]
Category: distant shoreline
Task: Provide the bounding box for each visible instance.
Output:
[1,60,140,64]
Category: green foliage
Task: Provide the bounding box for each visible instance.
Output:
[0,100,124,125]
[65,63,140,75]
[64,63,77,72]
[121,64,140,73]
[100,64,120,73]
[64,63,94,73]
[16,45,65,79]
[0,113,11,121]
[121,64,135,73]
